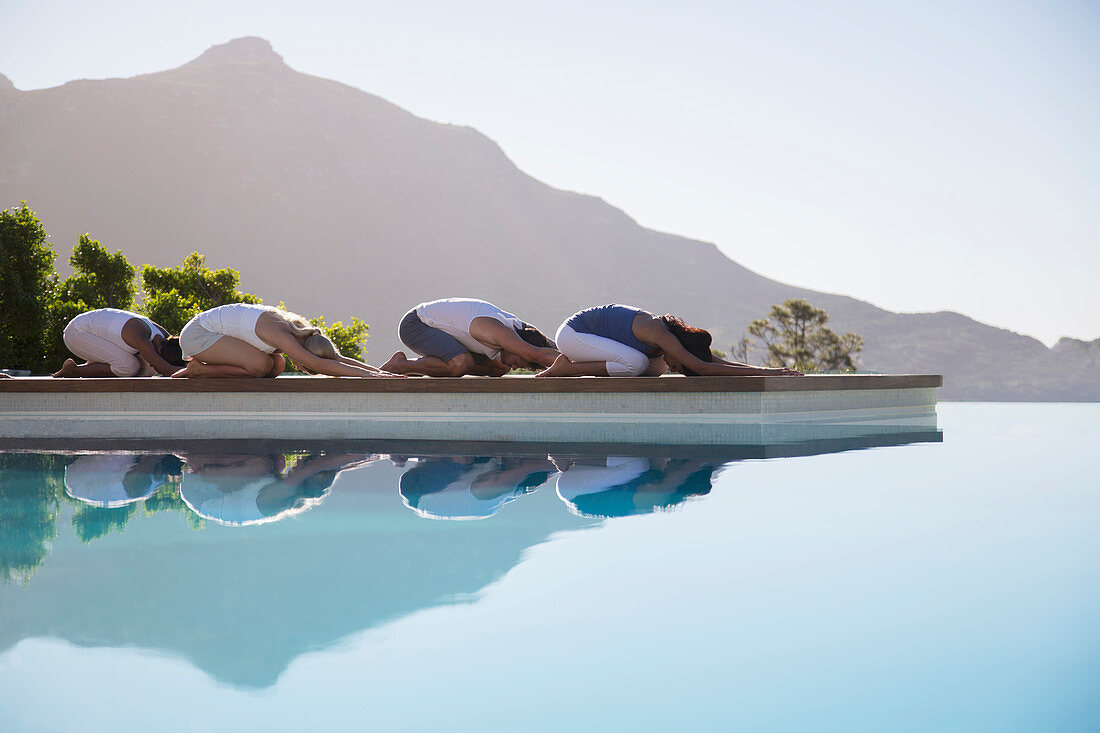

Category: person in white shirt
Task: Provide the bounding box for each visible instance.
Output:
[53,308,184,377]
[64,453,183,507]
[381,297,558,377]
[179,452,375,526]
[397,455,554,520]
[174,303,401,378]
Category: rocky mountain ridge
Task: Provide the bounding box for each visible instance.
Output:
[1,37,1095,400]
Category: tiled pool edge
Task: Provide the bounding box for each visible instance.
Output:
[0,375,941,445]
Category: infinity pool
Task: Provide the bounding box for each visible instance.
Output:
[0,403,1096,732]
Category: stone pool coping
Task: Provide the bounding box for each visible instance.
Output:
[0,373,942,393]
[0,429,944,460]
[0,374,943,445]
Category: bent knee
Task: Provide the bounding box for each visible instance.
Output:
[268,354,286,377]
[446,353,474,376]
[110,356,143,377]
[247,360,274,378]
[609,354,650,377]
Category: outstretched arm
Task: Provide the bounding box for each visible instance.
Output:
[635,318,802,376]
[467,355,511,377]
[711,355,799,374]
[469,318,559,367]
[274,335,403,377]
[333,354,388,373]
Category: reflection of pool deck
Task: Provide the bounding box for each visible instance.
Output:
[0,374,941,445]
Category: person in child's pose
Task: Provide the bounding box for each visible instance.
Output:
[173,303,401,378]
[536,304,802,378]
[382,297,558,377]
[53,308,185,378]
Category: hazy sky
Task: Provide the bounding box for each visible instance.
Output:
[2,0,1097,344]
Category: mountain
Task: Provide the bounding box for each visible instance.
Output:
[1,37,1096,400]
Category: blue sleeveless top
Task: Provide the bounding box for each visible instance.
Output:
[566,305,654,355]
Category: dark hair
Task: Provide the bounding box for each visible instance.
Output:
[158,337,186,368]
[156,454,185,477]
[660,315,713,375]
[515,323,555,350]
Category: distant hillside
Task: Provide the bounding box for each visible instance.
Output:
[1,37,1095,400]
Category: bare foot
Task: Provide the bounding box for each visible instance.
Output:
[52,358,79,378]
[535,354,573,377]
[171,361,206,378]
[381,351,410,374]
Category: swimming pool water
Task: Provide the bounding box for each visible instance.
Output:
[0,403,1096,732]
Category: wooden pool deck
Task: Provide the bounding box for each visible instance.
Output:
[0,374,942,445]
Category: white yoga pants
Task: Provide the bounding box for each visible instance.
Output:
[62,323,150,377]
[555,323,650,377]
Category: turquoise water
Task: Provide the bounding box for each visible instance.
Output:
[0,403,1096,732]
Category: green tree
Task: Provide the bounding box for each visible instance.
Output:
[310,315,370,360]
[140,252,262,333]
[42,235,140,372]
[56,234,137,310]
[72,503,138,543]
[0,453,65,584]
[739,298,863,373]
[143,482,206,531]
[41,300,87,374]
[0,203,57,371]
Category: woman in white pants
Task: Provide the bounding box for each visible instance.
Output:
[53,308,184,378]
[175,303,401,378]
[537,304,802,378]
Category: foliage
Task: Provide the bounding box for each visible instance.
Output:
[140,252,262,334]
[56,235,137,311]
[0,206,373,373]
[70,477,204,543]
[0,203,57,371]
[41,300,88,373]
[0,453,65,584]
[310,315,370,360]
[143,481,205,531]
[738,298,864,373]
[41,235,141,371]
[278,307,371,372]
[730,335,753,364]
[72,503,137,543]
[0,204,145,372]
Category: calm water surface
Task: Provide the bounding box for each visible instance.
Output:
[0,403,1096,732]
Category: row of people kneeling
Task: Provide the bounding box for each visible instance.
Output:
[62,450,718,523]
[53,297,802,379]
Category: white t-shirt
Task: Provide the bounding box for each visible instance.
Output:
[69,308,159,353]
[64,453,158,507]
[195,304,278,354]
[401,460,528,520]
[415,298,523,360]
[180,472,272,526]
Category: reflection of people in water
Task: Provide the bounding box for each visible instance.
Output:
[552,456,715,518]
[398,456,555,520]
[64,453,184,508]
[180,452,374,526]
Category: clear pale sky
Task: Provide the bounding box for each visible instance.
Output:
[2,0,1097,344]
